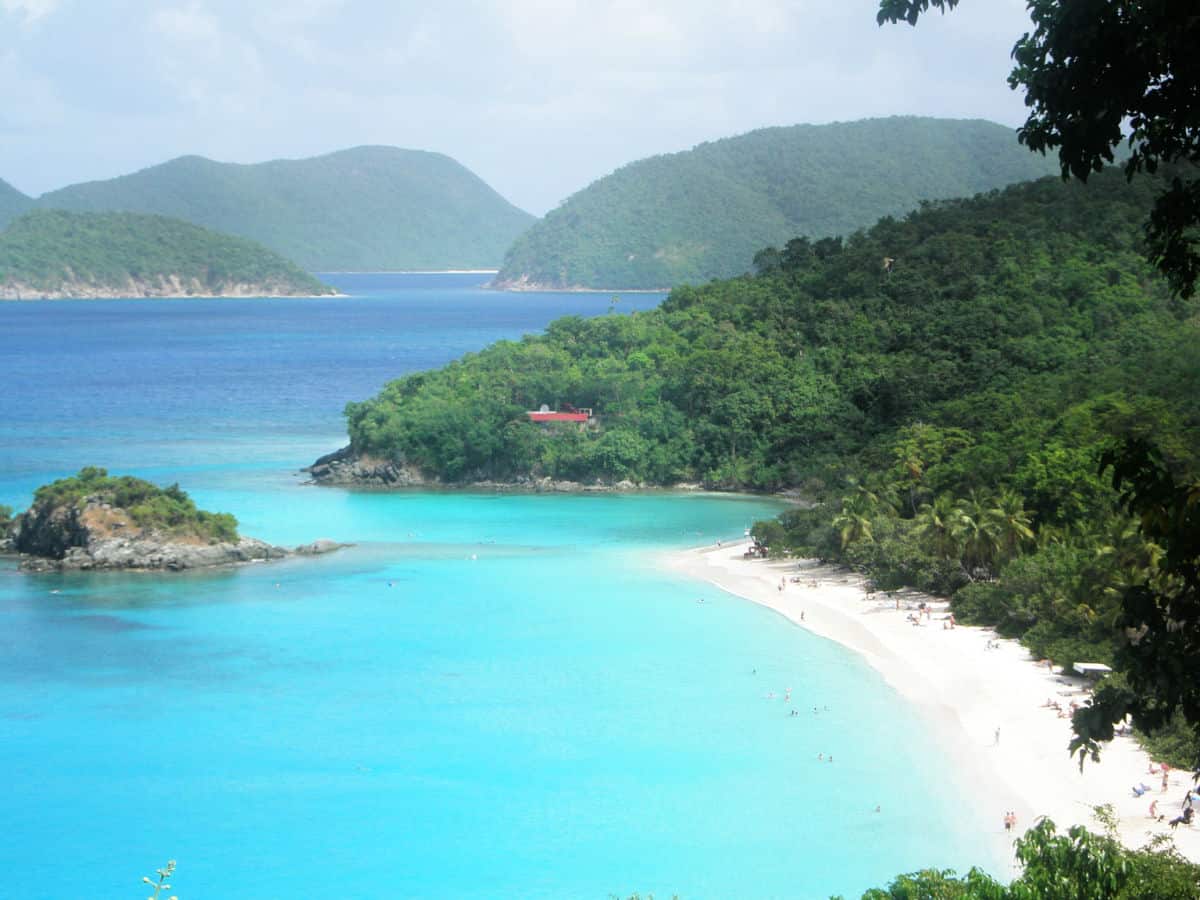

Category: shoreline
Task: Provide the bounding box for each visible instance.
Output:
[0,290,343,301]
[313,269,499,275]
[489,280,670,294]
[665,540,1200,868]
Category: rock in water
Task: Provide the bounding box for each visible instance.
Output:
[8,468,339,572]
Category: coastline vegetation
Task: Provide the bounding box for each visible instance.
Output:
[29,467,238,543]
[495,117,1057,289]
[0,209,332,296]
[342,167,1200,764]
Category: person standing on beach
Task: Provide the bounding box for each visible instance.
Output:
[994,727,1001,746]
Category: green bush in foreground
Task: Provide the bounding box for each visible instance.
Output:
[851,817,1200,899]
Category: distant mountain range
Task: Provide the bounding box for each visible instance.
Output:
[0,209,334,299]
[495,117,1062,290]
[0,178,32,223]
[1,147,535,272]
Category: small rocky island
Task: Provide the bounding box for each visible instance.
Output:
[0,467,342,571]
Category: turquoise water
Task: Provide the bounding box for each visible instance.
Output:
[0,276,998,898]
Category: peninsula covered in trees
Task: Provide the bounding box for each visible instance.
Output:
[494,116,1058,290]
[0,210,334,298]
[318,166,1200,763]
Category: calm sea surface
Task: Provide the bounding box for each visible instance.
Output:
[0,274,998,898]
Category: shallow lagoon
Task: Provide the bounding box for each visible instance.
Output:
[0,275,996,898]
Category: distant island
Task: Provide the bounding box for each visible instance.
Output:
[0,210,335,299]
[3,146,536,272]
[494,116,1060,290]
[1,467,342,571]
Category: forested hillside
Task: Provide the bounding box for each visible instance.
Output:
[35,146,536,271]
[0,177,32,226]
[336,166,1200,761]
[495,117,1059,289]
[0,210,334,297]
[344,168,1192,489]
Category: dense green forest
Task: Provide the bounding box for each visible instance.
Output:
[495,117,1058,290]
[25,467,238,543]
[0,209,333,296]
[22,146,535,271]
[0,177,32,224]
[341,167,1200,761]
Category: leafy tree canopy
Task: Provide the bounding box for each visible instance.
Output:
[879,0,1200,297]
[26,467,238,543]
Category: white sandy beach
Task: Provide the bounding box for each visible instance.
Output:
[667,540,1200,871]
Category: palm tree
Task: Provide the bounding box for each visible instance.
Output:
[831,478,891,549]
[915,493,960,559]
[985,489,1036,564]
[951,490,1002,578]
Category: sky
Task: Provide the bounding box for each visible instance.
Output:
[0,0,1036,216]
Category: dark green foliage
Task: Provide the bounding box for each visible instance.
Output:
[349,168,1190,490]
[35,146,535,271]
[0,209,331,295]
[345,166,1200,764]
[496,117,1058,289]
[0,504,13,539]
[1068,438,1200,765]
[31,467,238,543]
[881,1,1200,298]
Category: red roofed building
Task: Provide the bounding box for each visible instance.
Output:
[526,404,592,424]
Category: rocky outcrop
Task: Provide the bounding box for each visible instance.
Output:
[305,446,434,487]
[304,446,660,493]
[9,496,342,572]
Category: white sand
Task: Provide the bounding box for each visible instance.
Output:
[666,540,1200,867]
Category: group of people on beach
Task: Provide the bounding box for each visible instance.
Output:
[1041,696,1080,719]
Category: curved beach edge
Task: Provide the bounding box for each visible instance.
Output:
[663,539,1200,869]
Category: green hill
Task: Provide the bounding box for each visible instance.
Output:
[334,167,1194,491]
[0,209,334,298]
[495,116,1061,289]
[0,177,32,226]
[327,168,1200,765]
[36,146,536,271]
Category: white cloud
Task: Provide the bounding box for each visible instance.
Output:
[0,0,1040,211]
[0,0,59,23]
[151,2,221,42]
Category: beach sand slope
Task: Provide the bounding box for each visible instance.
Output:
[667,541,1200,867]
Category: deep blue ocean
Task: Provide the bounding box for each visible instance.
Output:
[0,274,997,899]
